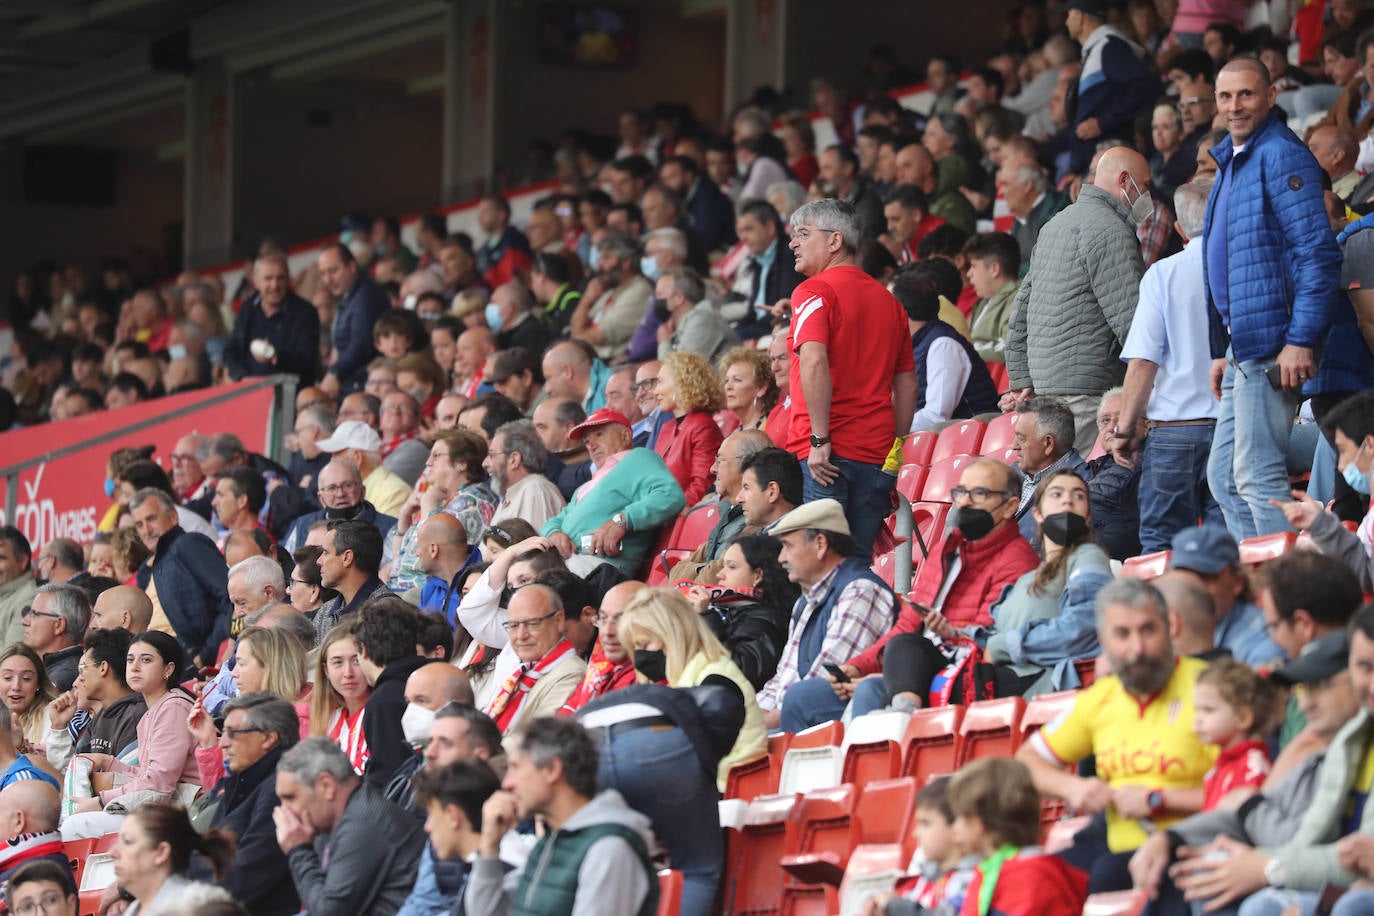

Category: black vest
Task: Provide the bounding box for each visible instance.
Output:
[911,320,1000,419]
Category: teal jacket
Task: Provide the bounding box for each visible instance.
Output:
[541,448,685,572]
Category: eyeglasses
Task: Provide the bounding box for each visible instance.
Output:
[318,482,361,495]
[20,606,61,621]
[793,226,841,242]
[712,454,744,468]
[169,452,198,463]
[950,486,1012,505]
[633,378,659,392]
[223,726,266,740]
[500,609,560,633]
[290,578,313,587]
[14,891,69,916]
[593,611,623,626]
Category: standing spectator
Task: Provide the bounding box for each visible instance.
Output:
[1005,147,1151,451]
[0,527,37,648]
[317,244,390,398]
[223,254,320,386]
[654,352,726,509]
[962,231,1021,365]
[731,200,804,341]
[476,196,532,290]
[785,199,917,560]
[1204,59,1340,539]
[1111,179,1224,552]
[1063,0,1159,173]
[274,737,424,916]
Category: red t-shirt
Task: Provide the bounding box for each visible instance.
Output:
[1201,739,1271,810]
[787,265,915,464]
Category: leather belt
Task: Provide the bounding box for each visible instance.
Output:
[1145,419,1216,429]
[590,715,675,738]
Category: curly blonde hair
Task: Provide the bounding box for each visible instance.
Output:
[662,351,725,413]
[718,347,779,415]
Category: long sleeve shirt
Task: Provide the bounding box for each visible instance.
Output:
[223,293,320,385]
[101,691,200,805]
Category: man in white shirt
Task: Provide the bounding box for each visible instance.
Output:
[483,419,566,531]
[1109,178,1224,552]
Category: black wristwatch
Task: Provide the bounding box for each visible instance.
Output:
[810,434,831,448]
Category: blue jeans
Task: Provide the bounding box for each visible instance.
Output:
[779,676,890,732]
[594,724,721,916]
[1231,888,1321,916]
[801,457,897,561]
[1139,423,1223,552]
[1207,351,1301,540]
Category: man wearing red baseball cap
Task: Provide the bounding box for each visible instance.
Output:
[540,408,685,573]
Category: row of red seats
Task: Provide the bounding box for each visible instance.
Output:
[1120,527,1353,581]
[903,415,1019,469]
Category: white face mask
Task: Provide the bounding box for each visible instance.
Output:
[1127,174,1154,224]
[401,703,436,747]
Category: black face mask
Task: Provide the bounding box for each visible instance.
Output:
[652,296,672,323]
[1040,511,1090,546]
[951,505,998,541]
[323,502,363,521]
[633,648,668,683]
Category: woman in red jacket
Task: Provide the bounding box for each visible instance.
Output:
[653,351,725,510]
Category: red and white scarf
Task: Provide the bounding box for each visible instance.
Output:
[485,639,578,732]
[328,706,369,776]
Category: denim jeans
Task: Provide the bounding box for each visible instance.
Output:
[1139,423,1223,552]
[595,725,722,916]
[1232,888,1321,916]
[780,676,888,732]
[801,457,897,561]
[1206,351,1302,540]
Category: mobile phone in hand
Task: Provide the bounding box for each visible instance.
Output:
[1264,363,1286,391]
[823,663,851,683]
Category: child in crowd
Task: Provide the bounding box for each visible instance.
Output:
[865,777,981,916]
[1193,657,1278,811]
[945,758,1087,916]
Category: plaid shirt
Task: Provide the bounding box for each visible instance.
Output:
[757,562,892,711]
[1137,198,1174,267]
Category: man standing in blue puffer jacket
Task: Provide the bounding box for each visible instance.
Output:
[1203,58,1341,540]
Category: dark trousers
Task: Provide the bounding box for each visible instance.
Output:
[880,632,1039,704]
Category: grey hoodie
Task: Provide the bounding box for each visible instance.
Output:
[465,789,655,916]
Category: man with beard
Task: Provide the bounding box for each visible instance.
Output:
[483,420,565,531]
[281,460,397,553]
[1017,577,1215,898]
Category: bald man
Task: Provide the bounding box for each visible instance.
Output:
[541,341,610,413]
[1307,125,1361,201]
[453,327,496,399]
[558,579,644,716]
[1005,145,1151,452]
[88,586,152,634]
[0,780,67,881]
[405,514,473,622]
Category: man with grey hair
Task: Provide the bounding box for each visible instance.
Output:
[640,226,688,284]
[785,198,917,560]
[1011,395,1091,545]
[203,555,289,714]
[655,267,737,364]
[570,231,652,362]
[1017,575,1213,896]
[669,429,772,581]
[488,281,552,357]
[21,584,88,692]
[275,736,424,916]
[224,251,320,386]
[484,419,565,530]
[281,458,398,554]
[34,539,86,590]
[1109,178,1223,553]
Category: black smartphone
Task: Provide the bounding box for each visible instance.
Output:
[823,663,851,683]
[1264,363,1285,391]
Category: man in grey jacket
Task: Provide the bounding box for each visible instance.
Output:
[1003,146,1151,452]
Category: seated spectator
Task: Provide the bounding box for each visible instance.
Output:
[1084,388,1142,561]
[406,759,504,916]
[558,580,642,715]
[476,196,533,289]
[378,392,430,487]
[532,398,594,502]
[88,585,152,634]
[468,717,657,916]
[1168,525,1284,667]
[275,737,424,916]
[865,776,980,915]
[106,801,234,914]
[0,646,56,749]
[962,231,1021,365]
[719,348,779,437]
[385,663,478,811]
[0,784,68,891]
[22,584,88,692]
[5,860,78,916]
[35,539,89,591]
[541,340,612,415]
[311,519,391,643]
[288,545,336,618]
[668,429,771,581]
[282,459,397,554]
[354,597,427,789]
[482,350,539,417]
[1017,578,1213,898]
[654,269,737,365]
[310,621,371,775]
[63,632,200,839]
[403,515,477,623]
[482,586,584,733]
[881,184,947,265]
[891,263,998,432]
[1149,103,1196,203]
[571,233,653,362]
[314,421,412,519]
[542,408,686,573]
[43,627,144,771]
[653,351,726,508]
[1192,658,1278,812]
[488,282,551,356]
[684,533,797,691]
[736,446,803,534]
[1011,397,1090,545]
[730,200,804,341]
[0,707,55,793]
[484,419,567,531]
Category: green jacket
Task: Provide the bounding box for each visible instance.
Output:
[970,280,1020,365]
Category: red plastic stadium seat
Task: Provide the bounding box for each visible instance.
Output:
[1119,550,1170,580]
[674,502,720,553]
[854,777,917,846]
[871,550,897,589]
[903,431,938,467]
[1075,657,1099,688]
[657,869,683,916]
[956,697,1026,765]
[920,455,976,502]
[783,785,859,872]
[726,793,801,915]
[841,711,909,785]
[981,412,1019,455]
[778,886,837,916]
[910,502,951,558]
[1021,691,1077,741]
[901,705,965,783]
[789,720,843,750]
[92,832,119,854]
[896,464,928,502]
[836,844,907,916]
[1238,532,1297,566]
[1083,890,1149,916]
[725,753,778,801]
[715,410,742,437]
[932,419,986,462]
[64,838,95,885]
[990,445,1019,465]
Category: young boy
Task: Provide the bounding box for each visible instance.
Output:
[866,777,982,916]
[372,311,417,359]
[961,232,1020,366]
[946,758,1087,916]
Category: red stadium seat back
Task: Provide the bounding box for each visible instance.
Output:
[896,464,928,502]
[793,785,859,864]
[903,431,938,467]
[64,838,95,885]
[1074,657,1099,688]
[657,869,683,916]
[1021,691,1077,740]
[854,777,917,846]
[990,445,1019,465]
[1083,890,1149,916]
[725,753,778,801]
[1119,550,1170,580]
[91,833,119,855]
[789,721,844,750]
[1238,532,1297,566]
[716,410,742,437]
[729,793,803,915]
[933,420,985,463]
[910,502,951,556]
[920,455,976,502]
[778,885,839,916]
[674,502,720,552]
[647,548,693,586]
[956,697,1027,766]
[80,889,107,916]
[900,705,965,783]
[841,740,902,785]
[981,412,1019,455]
[778,745,845,795]
[768,733,792,757]
[837,844,907,916]
[986,361,1010,395]
[642,518,687,581]
[871,551,898,589]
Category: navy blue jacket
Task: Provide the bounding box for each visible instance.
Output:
[1071,27,1158,172]
[1309,218,1374,395]
[199,747,300,916]
[1203,111,1340,362]
[794,557,894,679]
[136,525,232,663]
[223,291,320,386]
[686,177,738,251]
[1086,454,1141,561]
[330,276,391,391]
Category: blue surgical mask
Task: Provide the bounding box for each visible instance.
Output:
[640,255,662,282]
[485,302,503,332]
[1344,442,1371,494]
[167,344,188,361]
[104,478,116,499]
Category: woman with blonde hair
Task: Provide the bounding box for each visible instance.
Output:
[0,644,57,747]
[718,347,779,433]
[653,351,725,508]
[187,627,310,787]
[618,586,766,787]
[308,621,371,774]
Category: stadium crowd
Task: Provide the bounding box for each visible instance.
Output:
[9,0,1374,913]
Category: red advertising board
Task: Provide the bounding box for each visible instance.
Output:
[0,380,279,550]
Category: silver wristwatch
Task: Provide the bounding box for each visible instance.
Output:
[611,513,628,531]
[1263,857,1285,888]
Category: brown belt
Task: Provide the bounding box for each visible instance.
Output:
[1145,419,1216,429]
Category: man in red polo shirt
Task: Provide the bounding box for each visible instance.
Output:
[786,198,917,560]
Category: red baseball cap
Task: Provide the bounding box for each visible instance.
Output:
[569,407,633,440]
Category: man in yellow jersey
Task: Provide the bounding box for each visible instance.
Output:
[1017,577,1214,899]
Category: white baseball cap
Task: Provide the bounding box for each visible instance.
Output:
[315,420,382,454]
